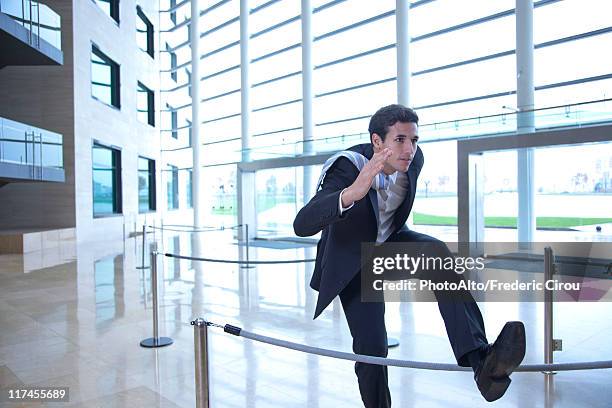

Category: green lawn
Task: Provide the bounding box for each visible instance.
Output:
[210,200,612,229]
[413,213,612,228]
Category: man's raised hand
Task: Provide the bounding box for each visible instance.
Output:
[341,148,391,207]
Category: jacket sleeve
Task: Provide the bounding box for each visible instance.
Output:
[293,157,358,237]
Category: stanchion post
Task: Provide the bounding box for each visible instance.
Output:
[241,223,254,269]
[136,224,148,270]
[245,223,250,265]
[161,220,165,252]
[140,244,173,348]
[192,318,210,408]
[543,246,555,374]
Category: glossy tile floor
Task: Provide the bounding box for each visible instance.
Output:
[1,229,611,407]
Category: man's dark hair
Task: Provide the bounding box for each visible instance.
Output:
[368,104,419,143]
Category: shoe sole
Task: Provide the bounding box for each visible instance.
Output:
[491,321,526,378]
[479,375,512,402]
[479,322,526,402]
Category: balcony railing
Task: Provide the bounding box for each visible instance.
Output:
[0,0,61,50]
[0,116,63,181]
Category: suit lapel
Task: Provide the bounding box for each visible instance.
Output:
[368,189,380,227]
[392,164,418,231]
[359,144,381,227]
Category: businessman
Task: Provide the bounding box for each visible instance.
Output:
[294,105,526,407]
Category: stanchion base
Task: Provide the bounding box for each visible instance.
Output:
[388,337,400,348]
[240,265,255,269]
[140,337,174,348]
[136,266,150,270]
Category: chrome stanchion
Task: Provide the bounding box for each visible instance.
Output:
[136,224,148,270]
[543,246,559,374]
[140,244,173,348]
[241,223,254,269]
[192,318,210,408]
[161,220,165,252]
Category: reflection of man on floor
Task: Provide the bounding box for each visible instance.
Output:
[294,105,526,407]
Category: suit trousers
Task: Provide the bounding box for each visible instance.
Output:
[339,229,488,408]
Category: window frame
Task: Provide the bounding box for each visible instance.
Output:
[92,141,122,218]
[136,5,154,58]
[167,164,179,210]
[138,156,156,213]
[168,42,178,82]
[93,0,120,24]
[167,104,178,139]
[91,44,121,109]
[137,81,155,126]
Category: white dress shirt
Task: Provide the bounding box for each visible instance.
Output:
[339,171,408,243]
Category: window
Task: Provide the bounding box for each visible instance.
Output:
[93,143,122,216]
[167,165,179,209]
[137,82,155,126]
[186,119,192,146]
[136,6,154,57]
[94,0,120,24]
[167,104,178,139]
[138,157,156,212]
[187,169,193,208]
[186,69,192,97]
[169,0,177,25]
[91,45,120,108]
[169,46,177,82]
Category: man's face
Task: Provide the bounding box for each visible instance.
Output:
[372,121,419,174]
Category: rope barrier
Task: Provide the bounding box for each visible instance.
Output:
[146,225,229,233]
[163,223,244,229]
[205,319,612,373]
[164,252,316,265]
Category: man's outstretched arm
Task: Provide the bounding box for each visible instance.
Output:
[293,157,356,237]
[293,148,392,237]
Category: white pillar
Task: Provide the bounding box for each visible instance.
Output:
[191,0,202,228]
[516,0,535,244]
[240,0,251,162]
[396,0,413,227]
[237,0,256,240]
[301,0,314,202]
[396,0,411,106]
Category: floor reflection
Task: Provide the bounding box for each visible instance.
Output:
[0,231,610,407]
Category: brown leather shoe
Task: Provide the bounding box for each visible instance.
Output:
[474,321,526,402]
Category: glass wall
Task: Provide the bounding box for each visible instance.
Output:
[534,141,612,241]
[0,117,63,169]
[157,0,612,239]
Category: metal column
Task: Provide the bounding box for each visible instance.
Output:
[191,0,203,228]
[396,0,411,107]
[301,0,315,202]
[516,0,536,245]
[237,0,256,241]
[192,318,210,408]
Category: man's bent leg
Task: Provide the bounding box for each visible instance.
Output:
[388,229,488,366]
[340,272,391,408]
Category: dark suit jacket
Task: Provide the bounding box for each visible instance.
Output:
[293,143,424,318]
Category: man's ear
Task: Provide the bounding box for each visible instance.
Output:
[372,133,383,148]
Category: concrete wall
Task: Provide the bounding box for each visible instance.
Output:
[0,0,162,243]
[0,0,75,230]
[73,0,161,243]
